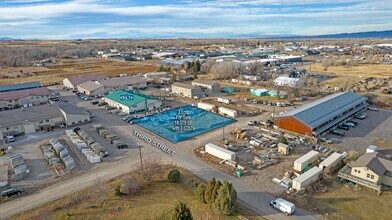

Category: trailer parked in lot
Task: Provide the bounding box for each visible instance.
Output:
[218,106,238,118]
[205,143,236,161]
[217,97,231,104]
[197,102,215,111]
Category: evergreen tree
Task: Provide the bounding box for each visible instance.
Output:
[172,202,193,220]
[195,60,201,72]
[194,183,206,203]
[278,135,288,144]
[211,180,222,203]
[215,180,237,215]
[168,169,181,183]
[204,178,216,204]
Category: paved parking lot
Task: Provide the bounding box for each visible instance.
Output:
[326,109,392,152]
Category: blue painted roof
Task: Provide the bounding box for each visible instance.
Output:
[0,81,41,93]
[275,92,367,128]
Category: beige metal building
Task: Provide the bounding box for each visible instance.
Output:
[58,102,91,126]
[0,87,51,110]
[0,103,90,141]
[191,79,220,94]
[63,74,106,89]
[77,81,104,97]
[172,82,202,98]
[97,76,147,92]
[0,105,64,140]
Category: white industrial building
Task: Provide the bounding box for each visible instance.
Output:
[292,167,322,190]
[274,76,304,87]
[172,83,202,98]
[319,152,343,174]
[294,150,319,172]
[205,143,236,161]
[218,106,238,118]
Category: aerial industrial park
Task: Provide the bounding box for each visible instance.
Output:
[1,1,392,220]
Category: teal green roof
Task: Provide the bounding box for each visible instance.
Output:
[104,90,156,107]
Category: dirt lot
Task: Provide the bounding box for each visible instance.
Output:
[12,167,264,220]
[0,58,159,85]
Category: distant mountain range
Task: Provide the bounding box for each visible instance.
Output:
[0,37,13,40]
[1,30,392,40]
[274,30,392,39]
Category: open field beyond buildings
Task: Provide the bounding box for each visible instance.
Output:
[299,63,392,78]
[304,181,392,220]
[12,168,263,220]
[0,58,159,85]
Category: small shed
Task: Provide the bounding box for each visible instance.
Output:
[278,143,289,155]
[292,167,322,190]
[366,145,378,153]
[294,150,319,172]
[205,143,236,161]
[319,152,342,174]
[251,89,269,96]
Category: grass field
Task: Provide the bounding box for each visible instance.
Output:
[299,63,392,78]
[305,181,392,220]
[12,168,263,220]
[0,58,159,85]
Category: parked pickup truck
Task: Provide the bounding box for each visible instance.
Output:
[270,198,296,216]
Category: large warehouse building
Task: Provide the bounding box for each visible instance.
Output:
[273,92,367,137]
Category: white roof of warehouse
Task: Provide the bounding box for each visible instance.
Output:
[293,167,322,183]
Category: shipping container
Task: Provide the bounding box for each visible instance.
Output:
[217,97,231,104]
[319,152,342,174]
[197,102,215,111]
[205,143,236,161]
[293,150,319,172]
[218,106,238,118]
[292,167,322,190]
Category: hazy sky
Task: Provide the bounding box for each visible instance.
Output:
[1,0,391,39]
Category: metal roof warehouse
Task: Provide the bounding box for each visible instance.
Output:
[103,90,162,114]
[0,81,41,93]
[274,92,367,137]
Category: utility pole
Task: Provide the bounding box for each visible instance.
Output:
[222,126,225,141]
[138,143,143,172]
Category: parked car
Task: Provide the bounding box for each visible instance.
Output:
[347,120,358,125]
[1,188,22,198]
[368,107,378,111]
[226,144,239,152]
[330,129,345,136]
[344,122,355,127]
[270,198,295,216]
[90,100,99,105]
[318,138,332,144]
[248,121,257,126]
[242,145,250,151]
[354,113,367,120]
[98,102,108,106]
[338,125,349,130]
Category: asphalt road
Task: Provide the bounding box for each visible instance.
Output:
[0,89,322,220]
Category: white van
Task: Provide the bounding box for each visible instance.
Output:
[6,135,15,143]
[270,198,295,216]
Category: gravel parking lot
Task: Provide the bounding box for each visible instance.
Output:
[325,109,392,152]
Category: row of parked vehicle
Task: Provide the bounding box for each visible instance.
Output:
[244,97,294,107]
[329,113,366,137]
